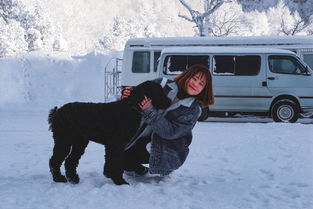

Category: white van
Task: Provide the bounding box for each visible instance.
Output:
[158,47,313,122]
[120,37,313,122]
[121,36,313,86]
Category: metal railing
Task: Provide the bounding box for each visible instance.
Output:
[104,57,123,102]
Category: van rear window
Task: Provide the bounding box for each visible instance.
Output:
[132,51,150,73]
[213,55,261,76]
[163,55,210,74]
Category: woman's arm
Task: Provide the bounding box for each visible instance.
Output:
[142,104,200,140]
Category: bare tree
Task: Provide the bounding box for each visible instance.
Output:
[178,0,232,36]
[209,2,249,37]
[210,13,241,36]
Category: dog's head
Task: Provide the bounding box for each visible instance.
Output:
[128,81,171,110]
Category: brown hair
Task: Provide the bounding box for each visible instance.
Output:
[174,64,215,107]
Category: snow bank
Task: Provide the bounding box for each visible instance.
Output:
[0,51,122,108]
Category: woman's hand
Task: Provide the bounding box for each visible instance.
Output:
[139,96,153,112]
[122,87,133,98]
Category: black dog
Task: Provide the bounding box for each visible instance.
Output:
[48,81,171,185]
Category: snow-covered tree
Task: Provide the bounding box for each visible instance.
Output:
[0,18,27,57]
[97,16,132,51]
[285,0,313,23]
[237,0,279,12]
[97,13,164,52]
[266,0,313,35]
[279,0,313,35]
[178,0,232,36]
[237,0,313,36]
[243,10,270,36]
[0,0,67,57]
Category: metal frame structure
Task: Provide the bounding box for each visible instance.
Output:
[104,57,123,101]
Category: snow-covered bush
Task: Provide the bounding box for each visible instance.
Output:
[0,0,67,57]
[97,16,163,52]
[0,18,28,57]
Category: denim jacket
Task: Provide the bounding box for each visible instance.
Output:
[143,78,201,175]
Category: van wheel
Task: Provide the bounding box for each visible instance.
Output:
[198,107,209,121]
[271,99,300,123]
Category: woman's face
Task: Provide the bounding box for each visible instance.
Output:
[185,72,207,95]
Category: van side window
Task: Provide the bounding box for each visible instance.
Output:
[132,51,150,73]
[268,55,307,75]
[163,55,210,74]
[213,55,260,76]
[154,52,161,72]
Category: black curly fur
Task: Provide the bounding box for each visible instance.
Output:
[48,107,57,131]
[48,81,171,185]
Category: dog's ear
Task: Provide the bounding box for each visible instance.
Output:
[145,82,171,110]
[143,81,159,100]
[129,81,171,110]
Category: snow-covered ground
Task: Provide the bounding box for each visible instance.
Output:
[0,106,312,209]
[0,52,313,209]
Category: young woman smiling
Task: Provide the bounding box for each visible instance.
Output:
[123,64,215,177]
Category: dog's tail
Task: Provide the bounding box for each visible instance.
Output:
[48,106,58,131]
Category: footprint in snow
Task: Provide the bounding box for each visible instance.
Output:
[259,169,275,180]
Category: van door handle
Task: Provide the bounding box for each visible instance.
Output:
[267,77,276,80]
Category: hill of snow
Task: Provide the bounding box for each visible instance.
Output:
[0,51,122,108]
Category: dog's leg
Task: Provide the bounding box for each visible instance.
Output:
[103,146,110,178]
[49,139,71,183]
[103,145,128,185]
[64,140,89,184]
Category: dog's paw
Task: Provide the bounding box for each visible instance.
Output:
[52,175,67,183]
[103,170,111,178]
[66,173,80,184]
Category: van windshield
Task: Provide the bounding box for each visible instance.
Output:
[163,55,210,74]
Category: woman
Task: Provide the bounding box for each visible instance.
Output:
[123,64,214,177]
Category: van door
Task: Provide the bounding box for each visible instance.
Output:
[211,54,273,112]
[266,55,313,99]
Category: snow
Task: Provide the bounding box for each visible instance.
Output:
[0,50,122,108]
[0,51,313,209]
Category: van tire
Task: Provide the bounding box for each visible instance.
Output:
[271,99,300,123]
[198,107,209,121]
